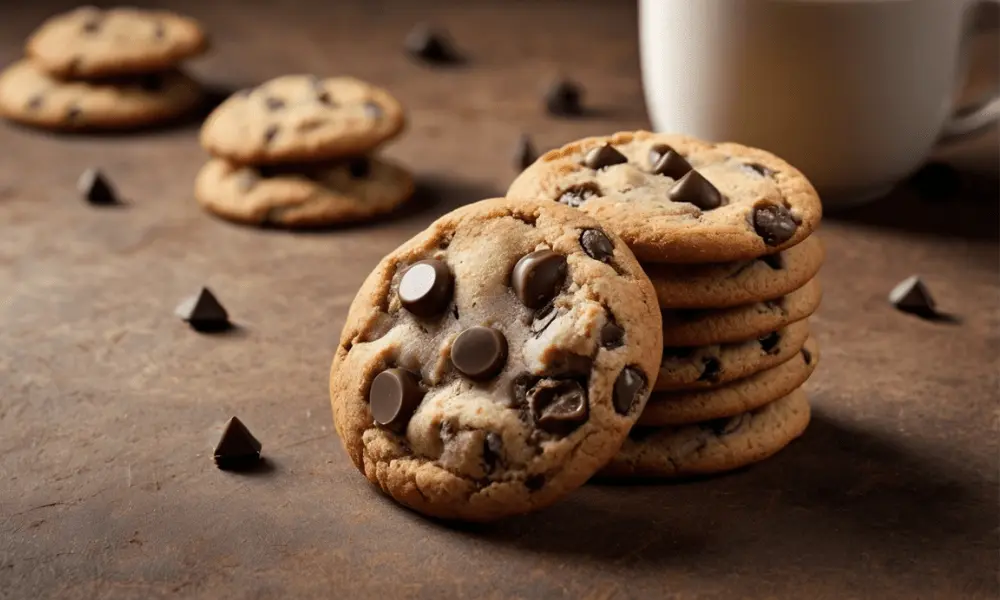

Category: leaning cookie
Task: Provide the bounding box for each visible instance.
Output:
[507,130,822,263]
[195,157,414,228]
[26,6,208,78]
[0,60,201,131]
[330,198,662,521]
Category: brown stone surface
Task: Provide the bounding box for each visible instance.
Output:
[1,1,997,598]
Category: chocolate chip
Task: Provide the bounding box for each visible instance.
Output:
[316,91,335,106]
[213,416,262,470]
[761,253,784,270]
[601,319,625,349]
[648,144,673,166]
[483,432,503,471]
[369,368,424,431]
[263,125,279,144]
[451,326,508,380]
[651,150,693,179]
[511,250,567,309]
[175,287,230,332]
[152,21,165,39]
[530,302,560,335]
[347,157,370,178]
[801,347,813,365]
[579,229,614,262]
[582,143,628,170]
[613,367,646,414]
[528,379,588,433]
[697,357,721,382]
[77,168,118,206]
[81,18,102,33]
[543,79,583,116]
[513,134,537,170]
[525,474,545,491]
[758,331,781,354]
[704,415,747,436]
[669,171,723,210]
[398,259,454,318]
[404,23,461,64]
[66,105,82,121]
[744,162,775,177]
[265,97,285,111]
[26,94,43,110]
[888,275,936,315]
[451,305,460,320]
[557,183,601,207]
[509,373,537,408]
[363,101,383,119]
[137,74,163,92]
[752,203,798,246]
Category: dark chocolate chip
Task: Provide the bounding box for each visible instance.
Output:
[369,368,424,430]
[363,101,383,119]
[263,125,279,144]
[175,287,230,332]
[213,416,262,470]
[669,170,723,210]
[704,414,747,436]
[612,367,646,414]
[651,150,693,179]
[26,94,44,110]
[451,326,508,380]
[582,143,628,170]
[557,183,601,208]
[579,228,614,262]
[543,79,583,117]
[404,23,461,64]
[137,74,163,92]
[511,250,567,309]
[744,162,775,177]
[265,97,285,111]
[528,379,588,433]
[888,275,936,315]
[530,302,560,336]
[77,168,118,206]
[547,353,593,378]
[347,157,370,178]
[752,203,798,246]
[451,305,460,320]
[648,144,673,166]
[510,373,537,408]
[760,253,784,270]
[513,134,537,170]
[483,432,503,471]
[525,474,545,491]
[758,331,781,354]
[697,357,721,382]
[601,319,625,350]
[399,259,454,318]
[801,347,813,365]
[66,105,82,121]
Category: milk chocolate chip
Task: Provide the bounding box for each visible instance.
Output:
[579,229,614,262]
[761,253,784,270]
[528,379,588,433]
[451,326,508,380]
[758,331,781,354]
[648,144,673,166]
[600,319,625,349]
[399,259,454,317]
[669,171,723,210]
[511,250,566,309]
[369,368,424,430]
[651,150,693,179]
[753,203,798,246]
[613,367,646,414]
[557,183,601,207]
[582,143,627,170]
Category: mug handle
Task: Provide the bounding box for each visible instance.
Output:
[938,0,1000,144]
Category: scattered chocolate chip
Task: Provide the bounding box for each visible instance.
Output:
[543,78,583,117]
[214,416,262,470]
[66,105,82,121]
[265,97,285,111]
[25,94,43,110]
[530,302,560,335]
[81,17,102,33]
[698,357,721,382]
[137,74,163,92]
[175,287,230,332]
[483,432,503,471]
[509,373,537,408]
[263,125,279,144]
[704,414,747,436]
[703,417,730,436]
[316,90,335,105]
[752,203,798,246]
[888,275,937,316]
[648,144,673,166]
[347,157,370,178]
[801,347,813,365]
[528,379,588,433]
[511,250,567,309]
[525,474,545,491]
[582,143,628,170]
[513,134,537,170]
[613,367,645,414]
[651,150,693,179]
[399,259,454,318]
[579,229,614,262]
[909,162,960,200]
[600,319,625,350]
[557,183,601,208]
[77,168,118,206]
[404,23,461,64]
[760,253,784,270]
[758,331,781,354]
[451,326,508,380]
[744,162,775,177]
[669,170,723,210]
[363,101,383,119]
[369,368,424,431]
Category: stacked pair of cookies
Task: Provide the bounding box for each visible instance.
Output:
[195,75,412,228]
[0,7,207,131]
[508,130,824,479]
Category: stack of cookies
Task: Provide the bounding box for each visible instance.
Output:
[195,75,412,228]
[508,130,824,479]
[0,7,207,131]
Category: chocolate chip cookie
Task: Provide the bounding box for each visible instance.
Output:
[661,278,821,347]
[640,337,818,426]
[656,320,809,392]
[0,60,202,131]
[200,75,405,165]
[600,388,811,479]
[195,157,414,227]
[330,198,661,521]
[26,7,208,78]
[506,131,823,263]
[647,235,824,309]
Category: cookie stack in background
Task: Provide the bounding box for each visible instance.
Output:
[507,130,824,479]
[0,6,207,131]
[195,75,412,228]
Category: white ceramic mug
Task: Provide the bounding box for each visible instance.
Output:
[640,0,1000,205]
